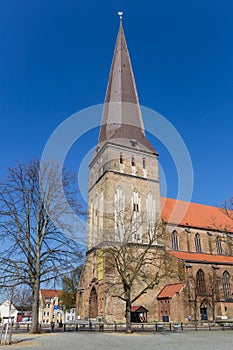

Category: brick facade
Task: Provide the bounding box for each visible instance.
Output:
[76,19,233,324]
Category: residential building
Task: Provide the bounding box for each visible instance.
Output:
[39,289,64,325]
[0,300,18,324]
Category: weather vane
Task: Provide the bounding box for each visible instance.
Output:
[118,11,124,20]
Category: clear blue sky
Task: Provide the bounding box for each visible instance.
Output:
[1,0,233,208]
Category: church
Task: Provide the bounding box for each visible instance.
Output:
[76,16,233,323]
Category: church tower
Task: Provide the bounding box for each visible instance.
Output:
[77,16,161,322]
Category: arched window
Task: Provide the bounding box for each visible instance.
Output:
[172,230,179,250]
[99,190,104,235]
[115,187,124,241]
[131,156,136,175]
[120,153,123,164]
[133,190,139,212]
[131,156,135,167]
[132,190,141,242]
[195,233,202,253]
[216,236,223,255]
[222,271,231,299]
[93,194,98,244]
[196,269,206,294]
[143,158,146,169]
[146,192,156,238]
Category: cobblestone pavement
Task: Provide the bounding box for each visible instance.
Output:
[2,330,233,350]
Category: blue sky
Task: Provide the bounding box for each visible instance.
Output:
[0,0,233,208]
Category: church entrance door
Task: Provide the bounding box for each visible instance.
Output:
[200,303,208,320]
[89,287,98,318]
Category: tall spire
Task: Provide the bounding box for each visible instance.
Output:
[98,14,156,154]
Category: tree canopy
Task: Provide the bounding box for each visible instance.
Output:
[0,160,84,332]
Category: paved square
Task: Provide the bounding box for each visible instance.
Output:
[3,331,233,350]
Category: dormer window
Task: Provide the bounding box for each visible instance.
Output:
[130,139,137,147]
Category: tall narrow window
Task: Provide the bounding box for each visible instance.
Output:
[143,158,146,169]
[142,158,147,177]
[196,269,206,294]
[120,153,123,164]
[132,190,141,242]
[222,271,231,299]
[172,230,179,250]
[131,156,136,175]
[195,233,202,253]
[146,192,156,238]
[89,200,94,246]
[216,236,223,255]
[99,191,104,238]
[115,187,124,241]
[93,194,98,245]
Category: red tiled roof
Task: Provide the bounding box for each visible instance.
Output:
[169,251,233,265]
[157,283,185,299]
[161,197,233,232]
[131,305,148,312]
[40,289,62,301]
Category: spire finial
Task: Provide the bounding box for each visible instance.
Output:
[118,11,123,21]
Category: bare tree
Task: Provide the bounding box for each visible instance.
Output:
[1,286,33,311]
[0,160,84,333]
[102,214,180,333]
[61,266,82,311]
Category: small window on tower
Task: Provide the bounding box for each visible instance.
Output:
[120,153,123,164]
[132,156,135,167]
[143,158,146,169]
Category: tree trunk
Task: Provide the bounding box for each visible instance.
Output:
[125,288,131,333]
[30,279,40,333]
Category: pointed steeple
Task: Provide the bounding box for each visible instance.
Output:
[98,15,156,154]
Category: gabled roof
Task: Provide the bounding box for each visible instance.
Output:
[40,289,61,301]
[157,283,185,299]
[131,305,148,313]
[161,197,233,232]
[98,18,156,155]
[169,251,233,265]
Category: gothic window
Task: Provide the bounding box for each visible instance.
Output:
[115,187,124,241]
[216,236,223,255]
[196,269,206,294]
[131,156,136,175]
[131,156,135,167]
[142,158,147,177]
[143,158,146,169]
[93,194,98,244]
[132,190,141,242]
[99,190,104,235]
[146,192,156,238]
[222,271,231,300]
[133,190,139,211]
[120,153,123,164]
[195,233,202,253]
[172,230,179,250]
